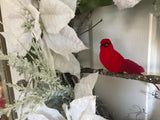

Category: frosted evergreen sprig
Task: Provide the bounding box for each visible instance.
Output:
[0,41,74,120]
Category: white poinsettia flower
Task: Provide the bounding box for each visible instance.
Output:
[63,96,107,120]
[28,103,66,120]
[40,0,75,34]
[113,0,141,9]
[74,72,99,99]
[1,0,40,56]
[63,96,96,120]
[63,73,107,120]
[44,26,87,57]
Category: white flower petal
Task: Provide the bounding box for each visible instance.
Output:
[62,104,71,120]
[20,0,41,40]
[74,73,99,99]
[28,113,49,120]
[68,96,96,120]
[40,0,74,34]
[28,103,66,120]
[80,114,108,120]
[1,0,35,55]
[2,0,27,38]
[0,32,32,56]
[52,52,80,78]
[36,103,66,120]
[44,26,87,57]
[113,0,141,9]
[59,0,77,12]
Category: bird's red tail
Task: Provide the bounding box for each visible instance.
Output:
[121,59,144,75]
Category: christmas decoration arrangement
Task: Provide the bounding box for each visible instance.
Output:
[1,0,155,120]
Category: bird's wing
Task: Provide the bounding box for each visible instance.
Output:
[121,59,144,74]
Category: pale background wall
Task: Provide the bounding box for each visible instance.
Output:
[78,0,160,120]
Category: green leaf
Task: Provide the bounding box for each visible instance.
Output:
[79,0,114,13]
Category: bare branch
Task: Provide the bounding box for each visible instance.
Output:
[79,19,103,36]
[81,68,160,84]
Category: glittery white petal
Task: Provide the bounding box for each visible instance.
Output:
[44,26,87,57]
[68,96,96,120]
[53,52,80,78]
[28,103,66,120]
[80,114,107,120]
[74,73,99,99]
[59,0,77,12]
[0,31,32,56]
[40,0,74,34]
[113,0,141,9]
[1,0,40,55]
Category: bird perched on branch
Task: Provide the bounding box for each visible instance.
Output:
[99,38,144,74]
[99,38,160,91]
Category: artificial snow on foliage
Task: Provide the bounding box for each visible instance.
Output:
[28,103,66,120]
[74,72,99,98]
[40,0,75,34]
[113,0,141,9]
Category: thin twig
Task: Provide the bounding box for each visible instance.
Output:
[79,19,103,36]
[81,68,160,84]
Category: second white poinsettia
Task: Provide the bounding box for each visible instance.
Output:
[63,73,108,120]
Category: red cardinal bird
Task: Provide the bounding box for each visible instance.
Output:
[99,38,160,91]
[99,38,144,74]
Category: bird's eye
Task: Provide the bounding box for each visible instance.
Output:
[105,42,110,45]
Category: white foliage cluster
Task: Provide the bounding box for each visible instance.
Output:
[1,0,87,77]
[0,0,111,120]
[113,0,141,9]
[0,42,73,120]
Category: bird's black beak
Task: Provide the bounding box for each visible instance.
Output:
[101,44,107,47]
